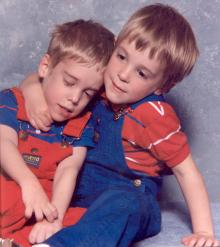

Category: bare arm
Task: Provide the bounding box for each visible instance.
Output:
[52,146,87,221]
[29,147,87,244]
[172,154,219,247]
[19,73,52,131]
[0,124,57,222]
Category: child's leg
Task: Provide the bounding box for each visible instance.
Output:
[0,175,26,237]
[44,188,161,247]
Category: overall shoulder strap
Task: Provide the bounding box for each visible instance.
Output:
[10,87,29,121]
[63,111,91,138]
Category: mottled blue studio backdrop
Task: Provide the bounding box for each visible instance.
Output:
[0,0,220,203]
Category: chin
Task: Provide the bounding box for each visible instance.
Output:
[51,113,66,122]
[107,97,124,105]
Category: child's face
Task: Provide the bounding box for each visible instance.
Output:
[39,55,104,122]
[104,39,165,105]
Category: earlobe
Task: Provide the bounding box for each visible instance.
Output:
[154,89,162,95]
[38,54,51,78]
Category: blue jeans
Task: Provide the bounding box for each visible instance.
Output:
[45,187,161,247]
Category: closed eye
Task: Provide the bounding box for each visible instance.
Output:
[117,52,126,61]
[85,90,96,98]
[64,79,75,87]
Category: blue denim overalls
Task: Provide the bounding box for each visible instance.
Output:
[45,94,165,247]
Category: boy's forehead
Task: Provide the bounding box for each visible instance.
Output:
[62,57,105,72]
[117,39,165,73]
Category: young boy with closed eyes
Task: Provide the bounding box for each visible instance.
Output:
[0,20,114,247]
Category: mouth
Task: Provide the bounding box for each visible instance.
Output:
[111,80,126,93]
[58,104,73,115]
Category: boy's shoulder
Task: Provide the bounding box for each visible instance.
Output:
[0,87,21,131]
[135,101,176,119]
[130,99,180,126]
[0,87,18,110]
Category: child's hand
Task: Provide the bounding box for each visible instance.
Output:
[21,179,58,222]
[20,73,52,131]
[181,233,219,247]
[25,99,52,132]
[29,219,62,244]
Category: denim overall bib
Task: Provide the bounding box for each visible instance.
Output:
[46,94,165,247]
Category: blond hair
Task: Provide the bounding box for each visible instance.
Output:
[47,19,115,69]
[116,4,199,92]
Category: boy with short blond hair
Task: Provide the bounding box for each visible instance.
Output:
[115,3,198,94]
[0,19,114,246]
[19,3,219,247]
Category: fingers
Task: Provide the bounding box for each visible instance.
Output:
[26,105,52,132]
[29,226,46,244]
[25,205,33,219]
[29,118,38,130]
[43,204,58,223]
[29,227,38,244]
[32,203,58,222]
[29,220,59,245]
[182,234,219,247]
[214,239,220,247]
[30,115,52,132]
[34,208,44,222]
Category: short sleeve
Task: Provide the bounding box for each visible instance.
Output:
[0,89,19,132]
[143,102,190,167]
[72,114,95,148]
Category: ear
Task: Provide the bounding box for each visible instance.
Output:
[163,81,178,94]
[38,54,51,78]
[154,81,177,95]
[154,88,163,95]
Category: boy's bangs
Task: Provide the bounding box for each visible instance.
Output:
[118,29,165,63]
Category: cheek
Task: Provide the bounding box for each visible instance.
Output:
[105,59,116,74]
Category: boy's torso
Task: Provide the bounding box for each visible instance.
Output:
[73,94,190,206]
[0,87,93,180]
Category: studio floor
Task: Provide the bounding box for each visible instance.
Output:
[135,202,220,247]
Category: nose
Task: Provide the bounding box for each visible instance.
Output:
[69,89,81,105]
[118,65,131,83]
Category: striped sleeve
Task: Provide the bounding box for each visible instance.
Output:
[143,102,190,167]
[0,89,19,131]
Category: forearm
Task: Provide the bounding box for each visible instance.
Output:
[51,148,86,222]
[51,166,77,222]
[173,156,214,235]
[19,72,39,92]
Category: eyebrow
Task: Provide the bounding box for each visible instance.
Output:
[117,45,157,77]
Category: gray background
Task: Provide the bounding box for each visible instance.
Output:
[0,0,220,204]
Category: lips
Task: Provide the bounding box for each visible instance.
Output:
[111,80,126,93]
[58,104,73,117]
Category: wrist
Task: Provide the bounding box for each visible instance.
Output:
[194,230,214,236]
[19,175,39,188]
